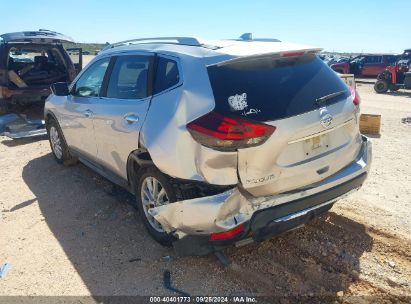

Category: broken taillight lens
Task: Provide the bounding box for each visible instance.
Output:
[210,224,245,241]
[187,111,275,152]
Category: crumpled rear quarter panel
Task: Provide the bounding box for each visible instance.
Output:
[140,56,238,185]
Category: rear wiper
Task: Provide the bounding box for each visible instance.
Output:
[315,90,346,106]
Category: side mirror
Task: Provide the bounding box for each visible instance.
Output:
[51,82,69,96]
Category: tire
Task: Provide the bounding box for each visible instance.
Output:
[135,166,177,246]
[374,80,389,93]
[46,118,77,165]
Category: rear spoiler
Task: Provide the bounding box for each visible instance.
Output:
[211,48,323,67]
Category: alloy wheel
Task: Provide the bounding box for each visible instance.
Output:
[50,126,63,160]
[140,176,170,232]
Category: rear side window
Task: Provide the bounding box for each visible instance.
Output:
[365,56,382,63]
[154,57,180,94]
[106,55,151,99]
[207,55,350,122]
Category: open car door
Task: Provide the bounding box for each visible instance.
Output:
[66,48,83,75]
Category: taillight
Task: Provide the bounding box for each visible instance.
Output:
[210,224,245,241]
[187,111,275,152]
[350,87,361,106]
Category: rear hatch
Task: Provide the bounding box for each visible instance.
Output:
[207,52,362,197]
[0,30,74,44]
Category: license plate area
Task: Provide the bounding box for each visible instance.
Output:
[312,135,322,149]
[303,134,330,157]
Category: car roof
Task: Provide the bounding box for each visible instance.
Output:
[99,38,322,65]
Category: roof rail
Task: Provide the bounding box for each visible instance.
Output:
[238,32,281,42]
[103,37,202,51]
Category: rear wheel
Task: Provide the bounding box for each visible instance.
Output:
[374,80,389,93]
[135,167,176,246]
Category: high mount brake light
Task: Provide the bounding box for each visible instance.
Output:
[187,111,276,152]
[210,224,245,241]
[282,51,306,57]
[350,87,361,106]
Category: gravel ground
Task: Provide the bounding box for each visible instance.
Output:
[0,84,410,303]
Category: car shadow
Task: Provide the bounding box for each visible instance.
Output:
[22,153,375,298]
[223,211,374,297]
[22,153,174,296]
[1,136,47,147]
[363,133,381,139]
[384,91,411,98]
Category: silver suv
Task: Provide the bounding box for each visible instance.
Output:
[44,35,371,255]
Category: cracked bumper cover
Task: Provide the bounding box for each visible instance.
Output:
[149,136,371,250]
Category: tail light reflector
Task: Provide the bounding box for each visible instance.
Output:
[210,224,245,241]
[187,111,275,152]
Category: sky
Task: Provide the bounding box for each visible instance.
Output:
[1,0,409,53]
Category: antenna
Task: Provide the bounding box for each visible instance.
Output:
[238,33,280,42]
[239,33,253,41]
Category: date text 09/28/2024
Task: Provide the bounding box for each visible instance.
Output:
[149,296,257,303]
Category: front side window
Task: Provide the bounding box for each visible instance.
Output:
[106,55,151,99]
[153,57,180,94]
[73,57,110,97]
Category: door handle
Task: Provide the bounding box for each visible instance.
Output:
[84,109,93,118]
[124,114,139,124]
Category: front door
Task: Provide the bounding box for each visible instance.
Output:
[92,54,154,179]
[61,57,110,160]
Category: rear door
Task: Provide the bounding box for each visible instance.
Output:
[91,54,154,179]
[207,54,362,197]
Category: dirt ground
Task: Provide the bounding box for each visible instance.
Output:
[0,84,410,303]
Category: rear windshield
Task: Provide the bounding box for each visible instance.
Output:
[207,54,350,121]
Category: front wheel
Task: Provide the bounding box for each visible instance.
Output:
[374,80,389,93]
[135,167,176,246]
[47,118,77,165]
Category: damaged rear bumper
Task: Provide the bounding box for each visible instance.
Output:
[149,136,372,255]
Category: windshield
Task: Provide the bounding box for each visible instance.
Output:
[207,54,350,121]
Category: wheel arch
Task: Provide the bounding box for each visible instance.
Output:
[45,110,58,125]
[126,147,154,194]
